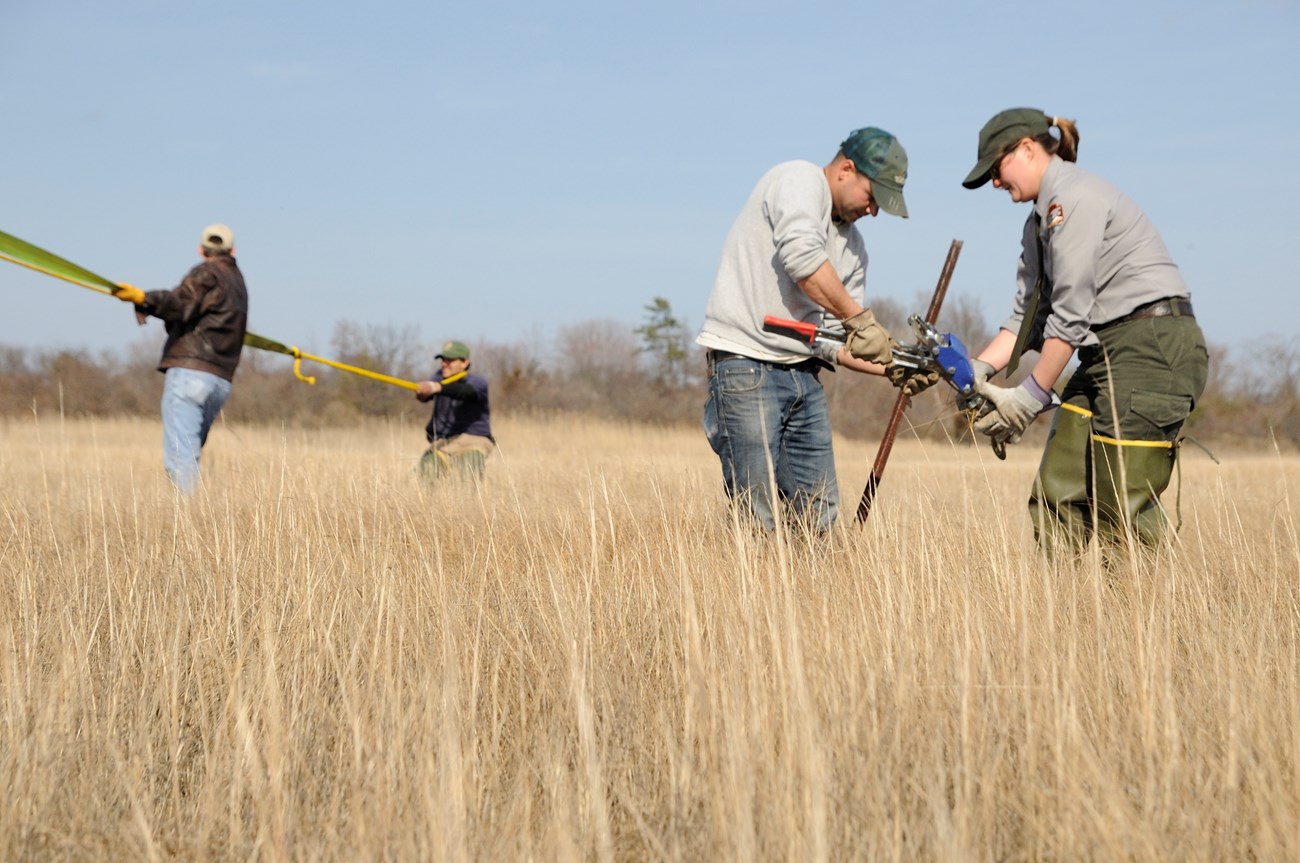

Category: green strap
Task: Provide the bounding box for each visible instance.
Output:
[1,226,427,392]
[1007,214,1045,375]
[0,228,120,293]
[1174,439,1183,533]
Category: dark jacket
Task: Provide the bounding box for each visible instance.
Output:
[143,254,248,381]
[425,372,493,443]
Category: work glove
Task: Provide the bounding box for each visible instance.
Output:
[973,376,1054,435]
[842,308,896,365]
[972,406,1016,438]
[113,282,145,305]
[955,358,995,412]
[985,424,1022,459]
[991,426,1022,449]
[887,365,941,396]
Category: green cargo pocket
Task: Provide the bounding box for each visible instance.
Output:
[1129,389,1192,435]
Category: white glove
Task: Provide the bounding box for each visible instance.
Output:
[974,376,1055,434]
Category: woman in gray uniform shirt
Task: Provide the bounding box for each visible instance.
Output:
[961,107,1209,558]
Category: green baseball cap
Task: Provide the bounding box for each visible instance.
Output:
[962,107,1051,189]
[436,340,470,360]
[840,127,909,218]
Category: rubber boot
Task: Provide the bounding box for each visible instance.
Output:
[1091,439,1176,552]
[1029,406,1094,558]
[453,448,487,481]
[417,447,452,484]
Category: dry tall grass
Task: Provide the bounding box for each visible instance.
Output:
[1,413,1296,861]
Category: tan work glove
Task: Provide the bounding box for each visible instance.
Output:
[887,365,941,396]
[842,308,896,365]
[113,282,145,304]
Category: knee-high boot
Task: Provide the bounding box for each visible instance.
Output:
[1029,405,1095,557]
[1091,438,1177,549]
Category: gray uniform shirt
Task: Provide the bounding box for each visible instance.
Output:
[1005,156,1190,350]
[696,160,866,363]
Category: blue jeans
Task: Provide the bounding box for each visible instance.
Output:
[161,367,232,493]
[703,354,838,531]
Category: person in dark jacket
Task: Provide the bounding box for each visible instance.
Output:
[114,224,249,492]
[414,340,494,481]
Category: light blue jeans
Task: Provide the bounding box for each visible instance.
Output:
[703,354,838,531]
[161,367,232,493]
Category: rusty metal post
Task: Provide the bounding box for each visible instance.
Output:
[855,239,963,524]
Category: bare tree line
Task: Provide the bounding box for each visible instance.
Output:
[1,296,1295,450]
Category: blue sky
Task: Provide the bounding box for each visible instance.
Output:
[2,0,1296,360]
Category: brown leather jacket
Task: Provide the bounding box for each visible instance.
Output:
[142,254,248,381]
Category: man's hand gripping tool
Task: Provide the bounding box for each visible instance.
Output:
[890,315,1009,460]
[762,312,1008,459]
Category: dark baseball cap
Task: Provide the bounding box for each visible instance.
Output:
[963,108,1051,189]
[840,127,909,218]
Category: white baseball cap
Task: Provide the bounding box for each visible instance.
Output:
[200,223,234,252]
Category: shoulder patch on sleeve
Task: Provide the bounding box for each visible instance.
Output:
[1046,201,1065,229]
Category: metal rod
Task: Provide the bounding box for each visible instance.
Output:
[855,239,963,525]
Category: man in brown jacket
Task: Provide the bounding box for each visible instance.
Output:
[114,224,249,492]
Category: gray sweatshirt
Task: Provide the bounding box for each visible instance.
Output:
[696,160,867,362]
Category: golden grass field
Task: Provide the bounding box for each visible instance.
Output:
[1,413,1297,861]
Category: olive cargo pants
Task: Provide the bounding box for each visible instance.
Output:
[418,433,496,483]
[1029,314,1208,555]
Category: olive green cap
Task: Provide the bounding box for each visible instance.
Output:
[962,108,1051,189]
[840,127,909,218]
[436,340,470,360]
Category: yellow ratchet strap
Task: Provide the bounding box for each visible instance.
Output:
[296,352,423,391]
[290,347,317,385]
[1091,434,1174,448]
[1062,402,1174,448]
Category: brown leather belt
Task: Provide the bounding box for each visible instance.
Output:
[1093,298,1194,333]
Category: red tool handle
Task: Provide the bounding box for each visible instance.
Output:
[762,315,819,344]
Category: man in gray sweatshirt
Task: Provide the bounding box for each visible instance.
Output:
[697,127,929,532]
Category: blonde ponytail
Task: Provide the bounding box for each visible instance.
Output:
[1043,115,1080,162]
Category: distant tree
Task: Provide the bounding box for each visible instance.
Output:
[635,297,690,388]
[935,293,995,360]
[43,350,117,415]
[330,321,424,417]
[470,338,550,413]
[870,296,907,333]
[551,319,646,417]
[0,346,39,410]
